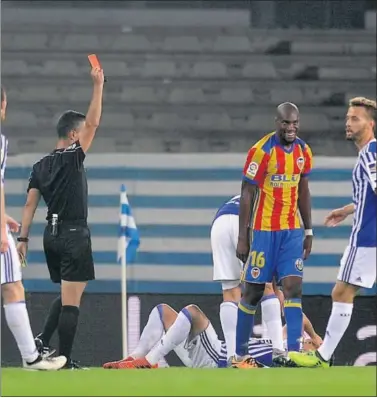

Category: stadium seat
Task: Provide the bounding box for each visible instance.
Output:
[242,63,278,79]
[1,60,29,76]
[169,88,206,103]
[192,62,227,78]
[162,36,202,52]
[219,88,254,103]
[61,34,101,51]
[111,35,151,51]
[121,87,160,103]
[2,33,48,50]
[142,61,177,77]
[212,36,250,52]
[318,67,374,81]
[42,60,80,76]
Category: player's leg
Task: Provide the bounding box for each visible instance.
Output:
[1,235,66,370]
[103,303,178,368]
[290,247,376,368]
[126,304,213,368]
[34,229,62,356]
[211,215,241,361]
[277,229,304,353]
[58,225,94,369]
[260,282,285,354]
[232,231,274,368]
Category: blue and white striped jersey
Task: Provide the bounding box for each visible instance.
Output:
[213,195,240,223]
[218,338,273,368]
[1,133,8,185]
[350,139,376,247]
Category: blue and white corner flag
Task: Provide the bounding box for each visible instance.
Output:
[118,184,140,264]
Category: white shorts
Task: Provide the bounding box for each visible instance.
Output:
[211,214,242,289]
[1,229,22,285]
[178,323,221,368]
[337,246,376,289]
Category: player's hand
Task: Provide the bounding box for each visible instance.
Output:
[91,67,105,86]
[6,215,20,233]
[303,235,312,260]
[1,228,9,253]
[312,334,323,349]
[236,238,250,263]
[17,242,28,265]
[324,208,348,227]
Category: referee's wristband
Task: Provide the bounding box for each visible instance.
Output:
[304,229,313,237]
[17,237,29,243]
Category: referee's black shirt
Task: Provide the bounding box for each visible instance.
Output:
[27,141,88,222]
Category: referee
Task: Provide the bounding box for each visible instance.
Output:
[17,67,104,369]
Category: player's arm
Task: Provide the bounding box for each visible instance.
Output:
[298,144,313,259]
[19,168,41,240]
[360,150,377,195]
[237,146,268,262]
[303,313,322,348]
[79,68,105,154]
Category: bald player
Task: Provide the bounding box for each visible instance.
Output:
[232,103,314,368]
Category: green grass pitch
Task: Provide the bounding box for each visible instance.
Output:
[2,367,376,396]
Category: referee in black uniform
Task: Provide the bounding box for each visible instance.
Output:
[17,67,104,369]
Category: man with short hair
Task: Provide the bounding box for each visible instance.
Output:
[1,86,67,370]
[17,68,104,369]
[289,97,377,368]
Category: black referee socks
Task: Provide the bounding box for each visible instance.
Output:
[58,305,80,360]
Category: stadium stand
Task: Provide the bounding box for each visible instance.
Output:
[1,4,376,155]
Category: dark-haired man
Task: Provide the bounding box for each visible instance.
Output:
[289,97,377,368]
[17,68,104,369]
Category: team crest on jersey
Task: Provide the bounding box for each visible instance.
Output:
[295,258,304,272]
[251,267,260,278]
[296,157,304,170]
[247,162,259,177]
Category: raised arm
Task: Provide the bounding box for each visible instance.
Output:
[79,68,105,153]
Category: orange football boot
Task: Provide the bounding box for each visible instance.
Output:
[103,356,134,369]
[231,355,261,369]
[118,357,158,369]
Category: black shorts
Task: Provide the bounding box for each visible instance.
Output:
[43,222,95,283]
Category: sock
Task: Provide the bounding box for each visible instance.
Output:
[130,305,165,359]
[261,295,285,353]
[146,308,192,365]
[220,301,238,360]
[40,295,62,345]
[261,320,269,339]
[284,299,303,352]
[318,302,353,361]
[4,301,39,363]
[235,300,256,357]
[58,305,79,360]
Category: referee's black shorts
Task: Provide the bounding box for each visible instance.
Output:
[43,221,95,283]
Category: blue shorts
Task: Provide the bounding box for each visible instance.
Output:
[242,229,304,284]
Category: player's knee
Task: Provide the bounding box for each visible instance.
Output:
[331,282,356,303]
[61,280,87,306]
[282,277,302,299]
[242,283,265,306]
[222,284,241,302]
[184,304,203,318]
[263,283,275,296]
[1,281,25,304]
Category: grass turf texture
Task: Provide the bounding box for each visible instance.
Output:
[2,367,376,396]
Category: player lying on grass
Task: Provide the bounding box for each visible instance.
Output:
[102,303,322,369]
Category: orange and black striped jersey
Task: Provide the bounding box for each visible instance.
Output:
[243,132,313,231]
